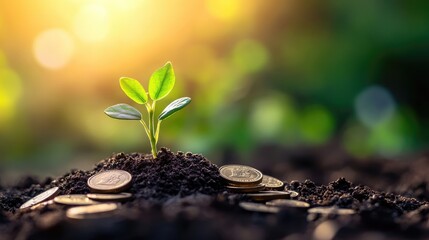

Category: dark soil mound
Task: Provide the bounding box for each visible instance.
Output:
[0,148,224,212]
[2,146,429,239]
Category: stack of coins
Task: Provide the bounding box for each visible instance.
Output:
[220,164,308,213]
[20,169,134,220]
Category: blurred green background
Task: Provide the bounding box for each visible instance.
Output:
[1,0,429,178]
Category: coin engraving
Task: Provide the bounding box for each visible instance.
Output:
[66,203,119,219]
[219,165,263,185]
[261,175,284,190]
[20,187,60,210]
[88,170,132,193]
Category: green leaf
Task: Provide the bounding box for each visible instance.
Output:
[120,77,148,104]
[158,97,191,120]
[104,104,142,120]
[149,62,175,101]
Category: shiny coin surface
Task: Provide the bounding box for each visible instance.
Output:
[226,184,265,193]
[20,187,60,210]
[308,207,356,216]
[285,190,299,198]
[246,191,292,202]
[87,170,132,193]
[219,165,263,186]
[66,203,119,219]
[266,199,310,208]
[87,193,132,202]
[261,175,284,190]
[30,200,55,211]
[239,202,280,213]
[54,194,99,205]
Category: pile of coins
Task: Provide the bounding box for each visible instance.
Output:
[220,164,356,215]
[20,169,134,220]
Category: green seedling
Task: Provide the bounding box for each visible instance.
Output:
[104,62,191,158]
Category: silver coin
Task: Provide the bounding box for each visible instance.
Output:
[20,187,60,210]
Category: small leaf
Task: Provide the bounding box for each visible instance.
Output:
[158,97,191,120]
[149,62,175,101]
[104,104,142,120]
[120,77,148,104]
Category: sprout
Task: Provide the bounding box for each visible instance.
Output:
[104,62,191,158]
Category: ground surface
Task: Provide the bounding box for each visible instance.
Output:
[1,146,429,240]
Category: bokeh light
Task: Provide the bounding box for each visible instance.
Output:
[33,29,74,70]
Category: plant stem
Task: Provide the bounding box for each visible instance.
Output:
[147,102,158,158]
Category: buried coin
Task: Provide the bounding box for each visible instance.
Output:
[87,193,132,201]
[226,184,265,193]
[219,165,263,186]
[261,175,284,190]
[66,203,119,219]
[88,170,132,193]
[246,191,291,202]
[266,199,310,208]
[308,207,356,216]
[20,187,60,210]
[239,202,280,213]
[54,195,99,206]
[285,190,299,198]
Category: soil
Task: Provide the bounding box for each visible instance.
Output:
[1,146,429,240]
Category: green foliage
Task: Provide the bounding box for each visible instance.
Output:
[159,97,191,120]
[104,62,191,158]
[120,77,148,104]
[105,104,142,120]
[149,62,175,101]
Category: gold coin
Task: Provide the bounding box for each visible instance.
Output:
[261,175,284,190]
[20,187,60,210]
[285,190,299,198]
[87,170,132,193]
[239,202,280,213]
[266,199,310,208]
[54,194,99,205]
[308,207,356,215]
[86,193,132,201]
[30,200,55,211]
[219,165,263,186]
[66,203,119,219]
[226,184,265,193]
[245,191,291,202]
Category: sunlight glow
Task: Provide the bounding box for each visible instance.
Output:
[33,29,74,70]
[73,3,109,43]
[0,68,22,124]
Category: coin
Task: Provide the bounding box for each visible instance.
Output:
[239,202,280,213]
[246,191,291,202]
[266,199,310,208]
[226,184,265,193]
[30,200,55,211]
[66,203,119,219]
[20,187,60,210]
[308,207,356,216]
[285,190,299,198]
[54,194,99,205]
[261,175,284,190]
[87,193,132,202]
[87,170,132,193]
[219,165,263,186]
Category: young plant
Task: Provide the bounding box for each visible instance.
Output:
[104,62,191,158]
